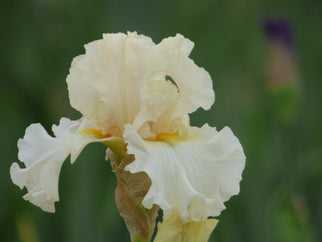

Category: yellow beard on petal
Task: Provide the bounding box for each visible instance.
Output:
[155,133,180,146]
[78,129,112,139]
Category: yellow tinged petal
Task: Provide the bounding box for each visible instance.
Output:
[154,211,218,242]
[154,212,183,242]
[183,218,218,242]
[78,128,112,138]
[77,129,127,159]
[155,133,180,145]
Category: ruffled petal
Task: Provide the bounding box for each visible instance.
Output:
[123,124,245,221]
[67,32,166,134]
[132,79,179,131]
[126,31,155,46]
[67,32,214,135]
[10,118,109,212]
[132,78,192,138]
[164,52,214,115]
[157,34,194,57]
[156,35,215,115]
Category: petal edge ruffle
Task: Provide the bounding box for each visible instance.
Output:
[10,118,110,212]
[123,124,245,221]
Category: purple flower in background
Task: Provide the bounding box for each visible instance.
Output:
[263,18,300,123]
[263,18,293,49]
[262,18,297,89]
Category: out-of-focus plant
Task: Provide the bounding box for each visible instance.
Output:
[263,19,300,124]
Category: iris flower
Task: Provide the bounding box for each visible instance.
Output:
[10,32,245,227]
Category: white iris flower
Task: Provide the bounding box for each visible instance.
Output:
[10,32,245,223]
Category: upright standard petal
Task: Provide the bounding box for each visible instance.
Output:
[157,34,194,57]
[123,124,245,221]
[156,35,215,115]
[10,118,109,212]
[67,33,215,135]
[67,32,166,134]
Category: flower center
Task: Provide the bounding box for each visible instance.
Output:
[155,133,180,146]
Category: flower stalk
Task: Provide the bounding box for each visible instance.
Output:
[110,147,159,242]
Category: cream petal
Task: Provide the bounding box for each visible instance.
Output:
[133,78,192,139]
[67,32,166,134]
[123,124,245,221]
[132,79,180,132]
[157,34,194,57]
[156,34,215,115]
[126,31,155,46]
[10,118,108,212]
[161,50,215,116]
[67,33,215,135]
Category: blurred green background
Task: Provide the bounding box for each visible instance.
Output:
[1,0,321,241]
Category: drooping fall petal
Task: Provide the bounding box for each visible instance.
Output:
[10,118,110,212]
[124,123,245,221]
